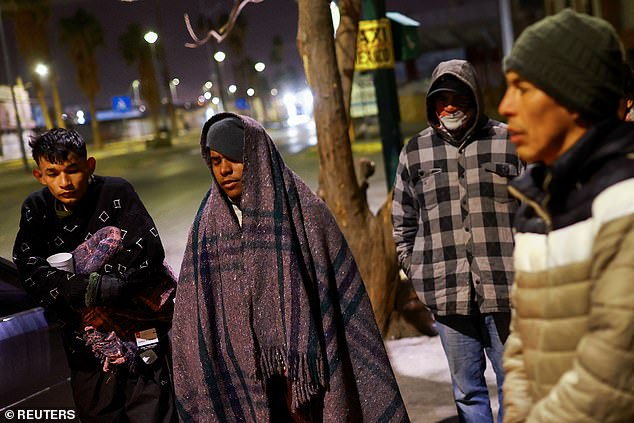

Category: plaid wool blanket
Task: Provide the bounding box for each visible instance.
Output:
[171,113,408,422]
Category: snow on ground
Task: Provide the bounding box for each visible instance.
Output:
[385,335,497,383]
[385,335,500,421]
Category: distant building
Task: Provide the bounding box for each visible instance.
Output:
[0,80,36,162]
[544,0,634,59]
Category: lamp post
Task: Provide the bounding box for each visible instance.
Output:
[362,0,403,190]
[34,61,64,128]
[170,77,179,103]
[143,30,168,144]
[144,29,177,139]
[131,79,140,106]
[33,62,53,129]
[143,30,158,45]
[253,61,271,122]
[213,51,227,111]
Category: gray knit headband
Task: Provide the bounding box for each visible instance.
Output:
[206,116,245,162]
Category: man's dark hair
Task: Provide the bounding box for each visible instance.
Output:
[29,128,87,165]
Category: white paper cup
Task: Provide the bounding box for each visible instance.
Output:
[46,252,75,273]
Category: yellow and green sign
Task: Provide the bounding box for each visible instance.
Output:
[355,18,396,71]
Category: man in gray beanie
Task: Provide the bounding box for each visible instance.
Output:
[205,115,245,219]
[498,8,634,423]
[172,112,409,421]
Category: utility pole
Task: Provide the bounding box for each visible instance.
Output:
[153,0,177,137]
[361,0,403,190]
[498,0,514,57]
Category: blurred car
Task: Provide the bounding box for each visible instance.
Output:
[0,256,75,412]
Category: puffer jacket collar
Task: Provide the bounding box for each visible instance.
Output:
[510,117,634,231]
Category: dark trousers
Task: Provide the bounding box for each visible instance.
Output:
[70,353,177,423]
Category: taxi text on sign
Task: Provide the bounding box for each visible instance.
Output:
[355,18,396,71]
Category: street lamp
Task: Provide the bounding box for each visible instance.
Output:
[35,63,49,77]
[33,61,56,129]
[228,84,237,94]
[142,29,173,144]
[213,51,226,63]
[131,79,140,106]
[170,77,179,103]
[213,51,227,111]
[254,62,265,73]
[143,30,158,44]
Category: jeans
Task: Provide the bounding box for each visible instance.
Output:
[435,313,510,423]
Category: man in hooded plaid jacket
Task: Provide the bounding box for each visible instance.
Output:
[392,59,524,423]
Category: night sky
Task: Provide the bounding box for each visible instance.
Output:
[3,0,420,111]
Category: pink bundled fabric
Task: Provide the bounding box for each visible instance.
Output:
[71,226,176,372]
[72,226,123,274]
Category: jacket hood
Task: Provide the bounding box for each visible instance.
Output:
[426,59,487,145]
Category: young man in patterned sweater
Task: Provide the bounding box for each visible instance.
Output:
[13,128,176,422]
[392,59,524,422]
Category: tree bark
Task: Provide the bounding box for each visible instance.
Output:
[139,57,161,136]
[296,0,398,334]
[334,0,361,121]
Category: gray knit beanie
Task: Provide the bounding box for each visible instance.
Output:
[206,116,244,162]
[503,8,625,121]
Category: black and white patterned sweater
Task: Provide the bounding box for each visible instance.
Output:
[13,175,173,345]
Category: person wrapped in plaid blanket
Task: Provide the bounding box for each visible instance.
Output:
[172,113,409,422]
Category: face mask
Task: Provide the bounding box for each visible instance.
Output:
[439,110,468,131]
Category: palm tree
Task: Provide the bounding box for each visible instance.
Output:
[268,34,284,87]
[5,0,65,129]
[59,8,104,148]
[118,23,161,139]
[222,12,249,94]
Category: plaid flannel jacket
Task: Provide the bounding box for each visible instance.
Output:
[392,120,523,316]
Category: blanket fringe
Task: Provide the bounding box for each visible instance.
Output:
[259,347,328,411]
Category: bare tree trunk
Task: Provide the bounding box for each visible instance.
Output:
[297,0,398,334]
[334,0,361,120]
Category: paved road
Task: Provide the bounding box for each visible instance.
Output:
[0,123,501,422]
[0,122,378,270]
